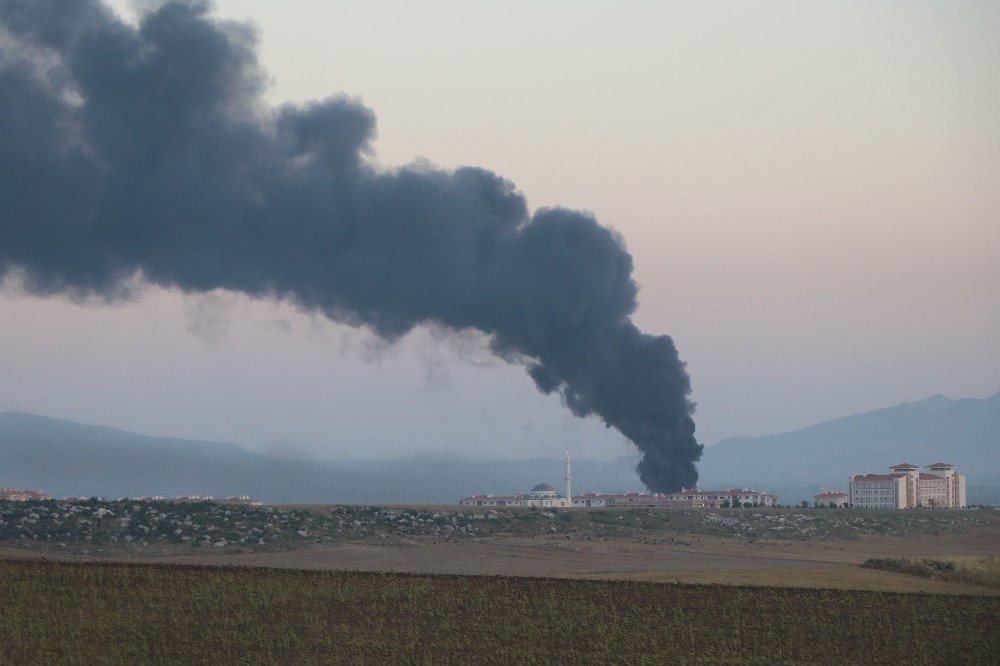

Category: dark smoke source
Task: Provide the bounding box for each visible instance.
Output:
[0,0,702,491]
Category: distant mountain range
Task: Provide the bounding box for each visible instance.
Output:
[697,392,1000,503]
[0,411,643,504]
[1,392,997,504]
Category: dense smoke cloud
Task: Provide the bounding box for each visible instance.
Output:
[0,0,702,491]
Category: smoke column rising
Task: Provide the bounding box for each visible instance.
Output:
[0,0,702,491]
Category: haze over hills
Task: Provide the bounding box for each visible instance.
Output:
[1,392,997,504]
[698,392,1000,503]
[0,412,643,504]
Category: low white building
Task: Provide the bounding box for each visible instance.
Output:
[571,489,779,508]
[813,491,850,508]
[460,483,572,508]
[460,450,781,509]
[461,485,780,509]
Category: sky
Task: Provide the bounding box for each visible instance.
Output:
[1,1,998,462]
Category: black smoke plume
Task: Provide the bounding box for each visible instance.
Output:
[0,0,702,491]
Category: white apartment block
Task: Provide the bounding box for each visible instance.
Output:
[849,462,966,509]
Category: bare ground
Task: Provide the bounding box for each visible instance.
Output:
[5,528,998,596]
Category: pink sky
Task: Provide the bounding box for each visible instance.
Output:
[1,1,997,460]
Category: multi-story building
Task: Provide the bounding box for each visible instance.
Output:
[849,462,966,509]
[847,472,907,509]
[918,463,966,508]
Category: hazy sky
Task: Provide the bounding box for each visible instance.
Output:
[1,1,997,461]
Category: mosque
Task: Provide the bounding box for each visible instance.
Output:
[459,482,573,509]
[459,450,574,508]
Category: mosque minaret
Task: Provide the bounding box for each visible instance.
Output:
[565,448,572,505]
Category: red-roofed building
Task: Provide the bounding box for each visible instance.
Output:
[568,488,780,509]
[813,491,849,508]
[458,452,782,509]
[848,472,907,508]
[460,482,572,508]
[849,462,966,508]
[0,487,51,501]
[460,486,780,509]
[459,493,529,507]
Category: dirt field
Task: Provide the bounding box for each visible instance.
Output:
[7,527,998,596]
[5,559,997,664]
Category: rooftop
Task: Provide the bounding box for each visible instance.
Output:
[852,473,905,481]
[460,494,524,502]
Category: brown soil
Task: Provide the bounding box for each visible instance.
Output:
[6,529,997,595]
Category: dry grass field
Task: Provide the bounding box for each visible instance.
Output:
[6,527,1000,596]
[3,503,999,595]
[863,555,1000,589]
[160,531,1000,595]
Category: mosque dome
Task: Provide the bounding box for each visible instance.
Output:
[531,483,556,497]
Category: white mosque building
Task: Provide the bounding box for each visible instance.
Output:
[460,450,574,508]
[460,482,573,509]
